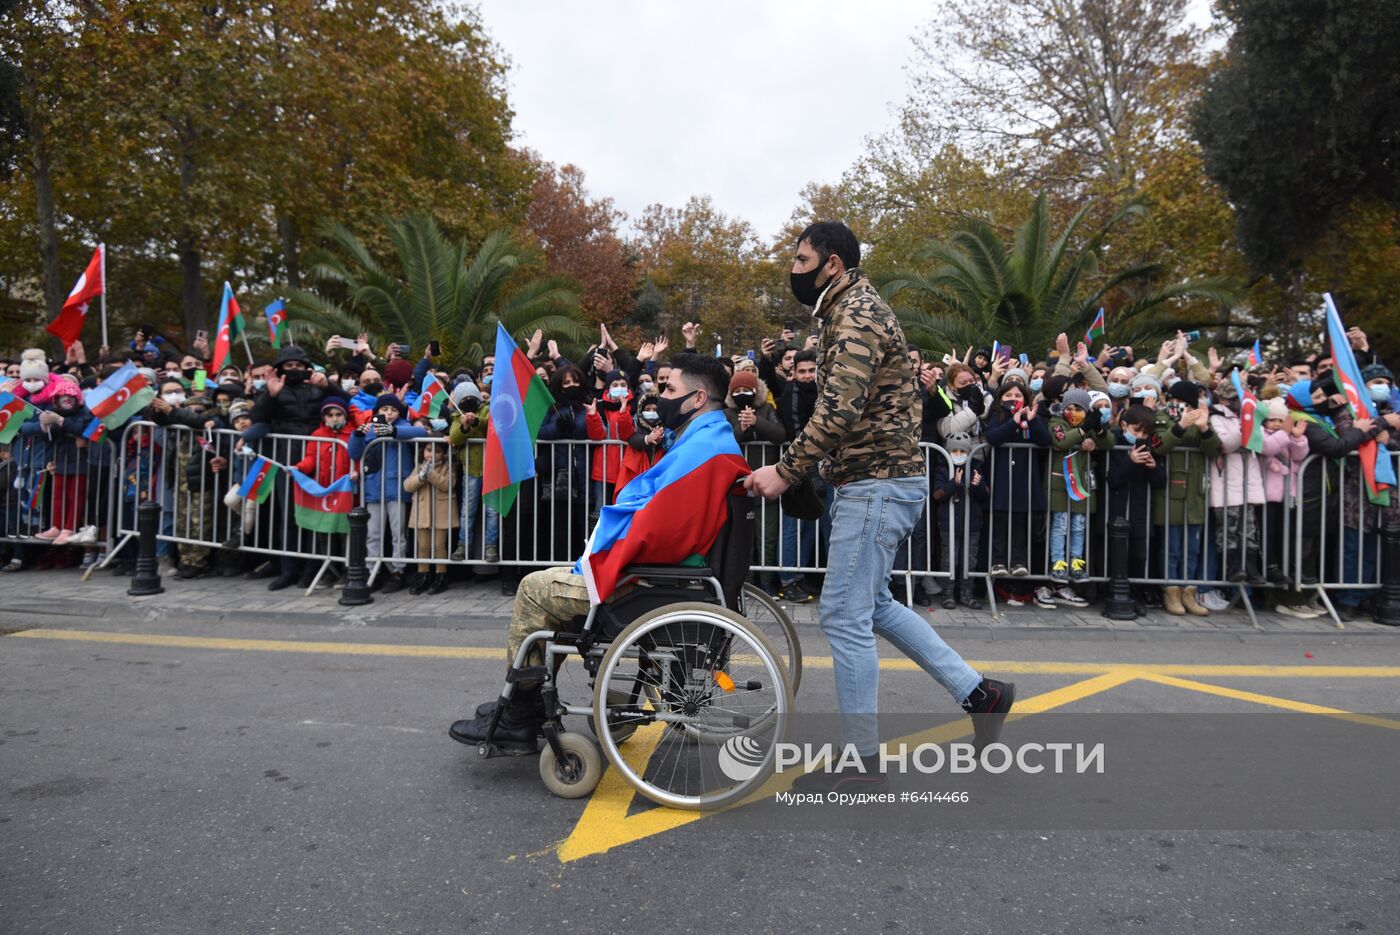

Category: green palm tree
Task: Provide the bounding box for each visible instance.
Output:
[285,214,588,370]
[878,193,1240,362]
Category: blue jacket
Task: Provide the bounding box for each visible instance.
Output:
[347,419,428,503]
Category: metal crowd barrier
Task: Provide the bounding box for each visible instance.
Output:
[0,426,122,563]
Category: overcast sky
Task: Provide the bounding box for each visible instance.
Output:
[473,0,929,242]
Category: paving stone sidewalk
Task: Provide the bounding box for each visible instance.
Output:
[4,562,1396,641]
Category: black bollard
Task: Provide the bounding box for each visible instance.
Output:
[1372,519,1400,626]
[127,499,165,596]
[339,506,374,607]
[1101,517,1138,620]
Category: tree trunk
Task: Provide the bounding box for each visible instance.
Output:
[179,236,204,344]
[278,212,301,290]
[26,76,63,321]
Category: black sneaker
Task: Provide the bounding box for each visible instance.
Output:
[961,678,1015,751]
[174,564,207,580]
[381,573,405,595]
[267,572,299,592]
[780,581,815,604]
[790,754,887,795]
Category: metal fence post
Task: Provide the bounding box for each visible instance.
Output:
[1102,517,1137,620]
[339,506,373,606]
[1372,518,1400,627]
[127,500,164,596]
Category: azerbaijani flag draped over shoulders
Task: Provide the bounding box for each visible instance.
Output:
[84,362,155,431]
[1231,368,1264,453]
[264,299,288,350]
[0,392,37,444]
[210,282,243,374]
[1083,307,1106,346]
[1325,292,1395,505]
[482,323,553,516]
[238,456,280,504]
[573,409,752,605]
[410,372,446,420]
[45,245,104,349]
[288,467,352,534]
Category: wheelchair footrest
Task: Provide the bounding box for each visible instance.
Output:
[476,739,541,759]
[505,666,549,684]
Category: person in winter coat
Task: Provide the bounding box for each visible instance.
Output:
[932,431,988,610]
[619,394,666,494]
[724,369,786,596]
[404,437,455,595]
[347,393,428,593]
[985,380,1051,581]
[937,363,990,452]
[24,375,93,550]
[289,397,356,583]
[585,369,636,523]
[1105,404,1167,612]
[1204,380,1269,585]
[446,380,497,563]
[1259,397,1315,618]
[1046,388,1113,591]
[1150,381,1222,616]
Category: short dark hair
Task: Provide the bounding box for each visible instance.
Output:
[1121,404,1155,432]
[798,221,860,270]
[794,349,819,366]
[668,353,728,402]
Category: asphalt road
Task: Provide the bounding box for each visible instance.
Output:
[2,608,1399,934]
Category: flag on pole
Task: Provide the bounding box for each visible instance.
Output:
[410,372,446,420]
[1063,454,1089,502]
[27,469,48,513]
[45,246,105,348]
[1324,292,1395,505]
[264,299,288,350]
[81,418,108,444]
[83,362,155,431]
[1231,369,1265,453]
[288,467,353,534]
[0,392,37,444]
[237,456,280,504]
[573,410,751,605]
[483,323,554,516]
[1246,338,1262,370]
[1083,308,1106,346]
[210,282,242,374]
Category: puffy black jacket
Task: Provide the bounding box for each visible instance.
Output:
[250,381,328,436]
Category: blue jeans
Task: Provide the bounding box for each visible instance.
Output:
[1049,511,1086,565]
[458,474,499,549]
[819,476,982,756]
[1336,526,1378,607]
[779,512,818,586]
[1161,523,1204,580]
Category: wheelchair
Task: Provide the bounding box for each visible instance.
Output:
[474,490,802,810]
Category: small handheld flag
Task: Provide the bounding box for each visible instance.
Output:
[264,299,288,350]
[1246,339,1262,371]
[237,456,280,504]
[483,323,554,516]
[288,467,353,534]
[1325,293,1395,504]
[1083,308,1106,346]
[82,419,108,444]
[0,392,37,444]
[27,469,48,514]
[1231,369,1264,454]
[410,372,446,420]
[84,362,155,431]
[45,245,104,349]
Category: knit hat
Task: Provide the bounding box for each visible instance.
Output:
[1062,388,1093,411]
[382,358,414,389]
[50,374,81,399]
[186,394,213,410]
[1088,390,1110,409]
[321,396,348,414]
[943,431,974,452]
[18,348,48,383]
[450,380,482,406]
[603,369,626,385]
[1265,397,1288,421]
[1213,378,1238,401]
[1363,363,1394,384]
[228,400,253,421]
[1130,373,1163,396]
[1002,368,1029,387]
[729,371,758,394]
[373,393,406,417]
[1168,380,1202,406]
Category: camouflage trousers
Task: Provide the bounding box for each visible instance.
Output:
[176,463,213,568]
[504,566,636,666]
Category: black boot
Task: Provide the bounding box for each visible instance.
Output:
[428,572,449,595]
[409,572,431,595]
[449,688,544,748]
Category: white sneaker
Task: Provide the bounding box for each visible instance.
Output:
[1276,603,1323,619]
[1054,586,1089,608]
[158,556,178,577]
[71,526,98,545]
[1198,590,1231,611]
[1034,586,1057,609]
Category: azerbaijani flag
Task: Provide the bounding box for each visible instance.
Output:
[1063,454,1089,502]
[27,469,48,513]
[1325,293,1395,505]
[45,245,104,348]
[1246,338,1262,370]
[482,323,554,516]
[82,418,108,444]
[1231,368,1264,453]
[264,299,288,350]
[0,392,36,444]
[410,372,446,420]
[84,362,155,430]
[210,282,243,374]
[1083,307,1106,345]
[573,409,751,605]
[237,456,280,504]
[288,467,353,534]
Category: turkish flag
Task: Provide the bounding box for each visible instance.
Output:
[45,246,104,348]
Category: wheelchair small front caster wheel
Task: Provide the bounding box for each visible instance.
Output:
[476,744,489,758]
[539,733,603,799]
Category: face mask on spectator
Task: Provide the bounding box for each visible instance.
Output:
[1121,429,1138,445]
[1132,390,1156,404]
[608,385,629,401]
[430,418,448,431]
[22,379,44,393]
[252,379,266,391]
[641,409,660,425]
[341,378,356,393]
[163,391,186,406]
[732,392,756,410]
[361,381,383,396]
[182,367,197,381]
[482,374,493,388]
[324,412,346,430]
[1029,378,1043,393]
[639,381,654,395]
[560,385,582,403]
[656,390,698,431]
[1064,405,1086,427]
[950,451,970,467]
[283,369,309,384]
[1369,383,1391,403]
[1107,383,1130,398]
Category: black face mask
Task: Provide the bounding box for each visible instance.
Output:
[656,391,697,432]
[560,385,583,403]
[732,392,756,410]
[283,369,309,385]
[182,367,197,380]
[789,259,831,307]
[361,382,383,396]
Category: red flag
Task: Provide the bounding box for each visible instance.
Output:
[45,246,104,348]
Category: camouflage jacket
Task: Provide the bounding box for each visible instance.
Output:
[775,269,925,488]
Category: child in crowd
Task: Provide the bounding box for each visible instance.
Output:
[1259,397,1316,618]
[405,436,455,595]
[620,394,666,493]
[347,394,428,593]
[293,398,355,585]
[1046,388,1113,604]
[447,380,497,564]
[1105,404,1166,614]
[585,369,635,526]
[932,432,988,610]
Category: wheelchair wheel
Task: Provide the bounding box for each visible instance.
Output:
[539,732,603,799]
[594,602,792,811]
[738,583,803,695]
[587,686,639,744]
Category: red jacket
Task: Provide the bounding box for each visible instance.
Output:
[294,424,355,487]
[586,401,635,486]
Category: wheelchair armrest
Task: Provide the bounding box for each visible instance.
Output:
[621,564,720,581]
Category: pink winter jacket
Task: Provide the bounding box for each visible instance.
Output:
[1261,426,1309,502]
[1207,410,1267,507]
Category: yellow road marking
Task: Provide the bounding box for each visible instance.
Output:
[556,671,1139,862]
[9,628,1400,679]
[1135,671,1400,731]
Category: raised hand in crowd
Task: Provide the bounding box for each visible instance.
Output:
[1055,332,1071,361]
[636,341,655,363]
[918,365,938,391]
[599,322,618,352]
[526,329,544,358]
[1073,341,1090,370]
[592,349,613,373]
[65,340,86,366]
[646,425,664,446]
[265,370,286,397]
[546,339,561,360]
[191,332,209,358]
[737,407,757,431]
[804,334,820,351]
[309,370,328,388]
[681,321,700,347]
[760,337,775,358]
[1348,326,1369,353]
[1289,417,1308,438]
[1129,445,1156,468]
[356,333,373,357]
[584,397,598,417]
[1207,346,1222,373]
[653,335,668,358]
[781,327,796,344]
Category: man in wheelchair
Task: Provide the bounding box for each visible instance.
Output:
[449,353,753,749]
